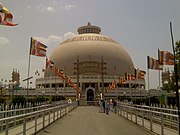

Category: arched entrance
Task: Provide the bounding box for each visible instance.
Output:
[85,86,95,101]
[87,89,94,101]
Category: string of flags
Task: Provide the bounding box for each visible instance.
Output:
[46,58,80,93]
[107,68,146,91]
[29,37,80,93]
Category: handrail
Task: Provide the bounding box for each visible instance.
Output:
[117,102,178,135]
[134,104,178,113]
[0,101,68,118]
[0,102,78,135]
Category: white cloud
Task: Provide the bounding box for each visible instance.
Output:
[0,37,10,45]
[30,3,56,13]
[34,35,63,45]
[27,5,31,9]
[63,4,75,10]
[63,32,76,40]
[46,6,56,12]
[34,32,76,45]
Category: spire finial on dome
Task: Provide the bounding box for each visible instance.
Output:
[77,22,101,34]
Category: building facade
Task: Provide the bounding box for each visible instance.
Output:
[36,22,145,100]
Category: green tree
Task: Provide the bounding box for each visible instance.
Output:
[170,41,180,92]
[175,41,180,75]
[162,41,180,92]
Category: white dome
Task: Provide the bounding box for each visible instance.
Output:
[46,33,134,76]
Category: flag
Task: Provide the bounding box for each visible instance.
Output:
[0,2,10,14]
[30,38,47,57]
[130,74,135,80]
[119,76,126,84]
[138,70,146,79]
[55,66,60,76]
[134,68,146,79]
[0,3,18,26]
[134,68,140,79]
[46,57,54,69]
[158,49,175,65]
[147,56,163,70]
[125,73,131,81]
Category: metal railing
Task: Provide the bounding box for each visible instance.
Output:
[0,101,68,119]
[0,102,78,135]
[117,102,178,135]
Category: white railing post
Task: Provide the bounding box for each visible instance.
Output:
[67,105,69,114]
[35,113,37,133]
[23,116,26,135]
[161,113,164,135]
[1,120,3,131]
[48,110,50,124]
[60,107,62,118]
[178,117,179,135]
[135,111,137,124]
[131,107,133,121]
[150,111,153,131]
[43,111,45,128]
[53,107,55,122]
[5,120,8,135]
[142,111,144,127]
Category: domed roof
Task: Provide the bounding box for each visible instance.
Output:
[46,23,134,77]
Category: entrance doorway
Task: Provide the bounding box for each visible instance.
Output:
[86,89,94,101]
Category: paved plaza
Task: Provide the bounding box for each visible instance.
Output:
[37,106,153,135]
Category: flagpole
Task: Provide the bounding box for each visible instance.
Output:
[158,70,161,89]
[147,68,150,106]
[27,37,32,97]
[170,22,180,135]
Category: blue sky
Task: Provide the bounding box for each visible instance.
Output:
[0,0,180,89]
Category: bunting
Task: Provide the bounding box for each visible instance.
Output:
[107,81,117,91]
[53,66,80,93]
[46,57,54,69]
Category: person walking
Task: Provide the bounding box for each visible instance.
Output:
[112,99,117,113]
[102,100,105,113]
[105,99,110,115]
[99,100,103,113]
